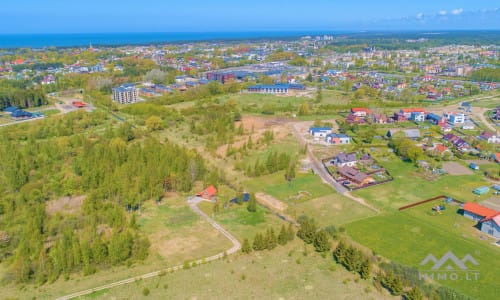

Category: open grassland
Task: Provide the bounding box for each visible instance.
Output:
[245,172,333,204]
[198,200,284,242]
[79,240,393,300]
[289,193,378,227]
[346,207,500,300]
[139,197,232,263]
[352,156,492,211]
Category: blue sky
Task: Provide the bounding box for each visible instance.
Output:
[2,0,499,33]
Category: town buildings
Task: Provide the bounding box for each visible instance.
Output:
[112,84,138,104]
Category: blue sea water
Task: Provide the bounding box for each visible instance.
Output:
[0,32,335,48]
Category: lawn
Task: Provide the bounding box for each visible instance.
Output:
[245,172,334,203]
[78,240,393,300]
[199,201,284,242]
[346,209,500,300]
[288,193,377,227]
[352,157,492,211]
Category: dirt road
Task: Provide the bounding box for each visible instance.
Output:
[290,123,379,213]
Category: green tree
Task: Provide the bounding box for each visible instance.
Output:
[247,193,257,212]
[241,238,252,254]
[313,229,331,252]
[287,223,295,241]
[360,259,372,279]
[265,228,277,250]
[145,116,163,131]
[405,286,424,300]
[278,225,288,245]
[252,233,265,251]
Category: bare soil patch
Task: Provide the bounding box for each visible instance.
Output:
[45,195,86,216]
[442,162,473,175]
[255,192,288,212]
[481,197,500,211]
[465,160,492,165]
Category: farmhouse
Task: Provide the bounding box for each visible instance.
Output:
[462,202,500,238]
[196,185,217,200]
[309,127,332,138]
[337,166,374,185]
[400,108,425,119]
[325,133,351,145]
[333,152,357,167]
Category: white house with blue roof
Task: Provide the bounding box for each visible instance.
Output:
[309,127,332,138]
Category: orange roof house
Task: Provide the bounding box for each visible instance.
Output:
[463,202,498,219]
[196,185,217,200]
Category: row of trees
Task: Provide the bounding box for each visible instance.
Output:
[241,224,295,254]
[0,81,48,110]
[296,217,331,253]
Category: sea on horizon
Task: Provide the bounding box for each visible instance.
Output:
[0,31,338,49]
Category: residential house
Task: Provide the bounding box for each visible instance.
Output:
[492,153,500,163]
[445,112,465,124]
[373,114,390,124]
[400,108,425,119]
[196,185,217,200]
[309,127,332,138]
[337,166,374,186]
[351,108,372,117]
[478,131,499,144]
[345,114,366,125]
[325,133,351,145]
[410,111,426,122]
[443,133,471,152]
[462,202,500,238]
[333,152,357,167]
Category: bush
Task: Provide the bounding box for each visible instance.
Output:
[142,287,150,296]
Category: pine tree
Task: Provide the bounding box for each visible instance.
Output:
[313,229,331,252]
[252,233,264,251]
[283,224,292,242]
[278,225,288,245]
[360,259,372,279]
[333,240,347,265]
[241,238,252,254]
[405,286,424,300]
[247,194,257,212]
[266,228,277,250]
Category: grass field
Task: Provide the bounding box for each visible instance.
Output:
[245,172,333,204]
[346,205,500,300]
[352,156,492,211]
[289,193,378,227]
[79,240,393,300]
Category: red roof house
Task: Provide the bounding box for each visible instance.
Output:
[196,185,217,200]
[463,202,498,221]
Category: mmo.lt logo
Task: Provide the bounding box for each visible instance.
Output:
[419,251,480,281]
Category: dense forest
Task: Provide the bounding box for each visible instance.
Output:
[470,68,500,82]
[0,111,209,284]
[0,80,48,110]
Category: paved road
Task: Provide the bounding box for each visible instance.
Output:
[56,199,241,300]
[290,123,379,213]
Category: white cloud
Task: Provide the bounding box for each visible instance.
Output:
[438,10,447,16]
[451,8,464,15]
[416,13,424,19]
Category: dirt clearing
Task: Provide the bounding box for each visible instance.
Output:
[45,195,86,216]
[255,192,288,212]
[442,162,473,175]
